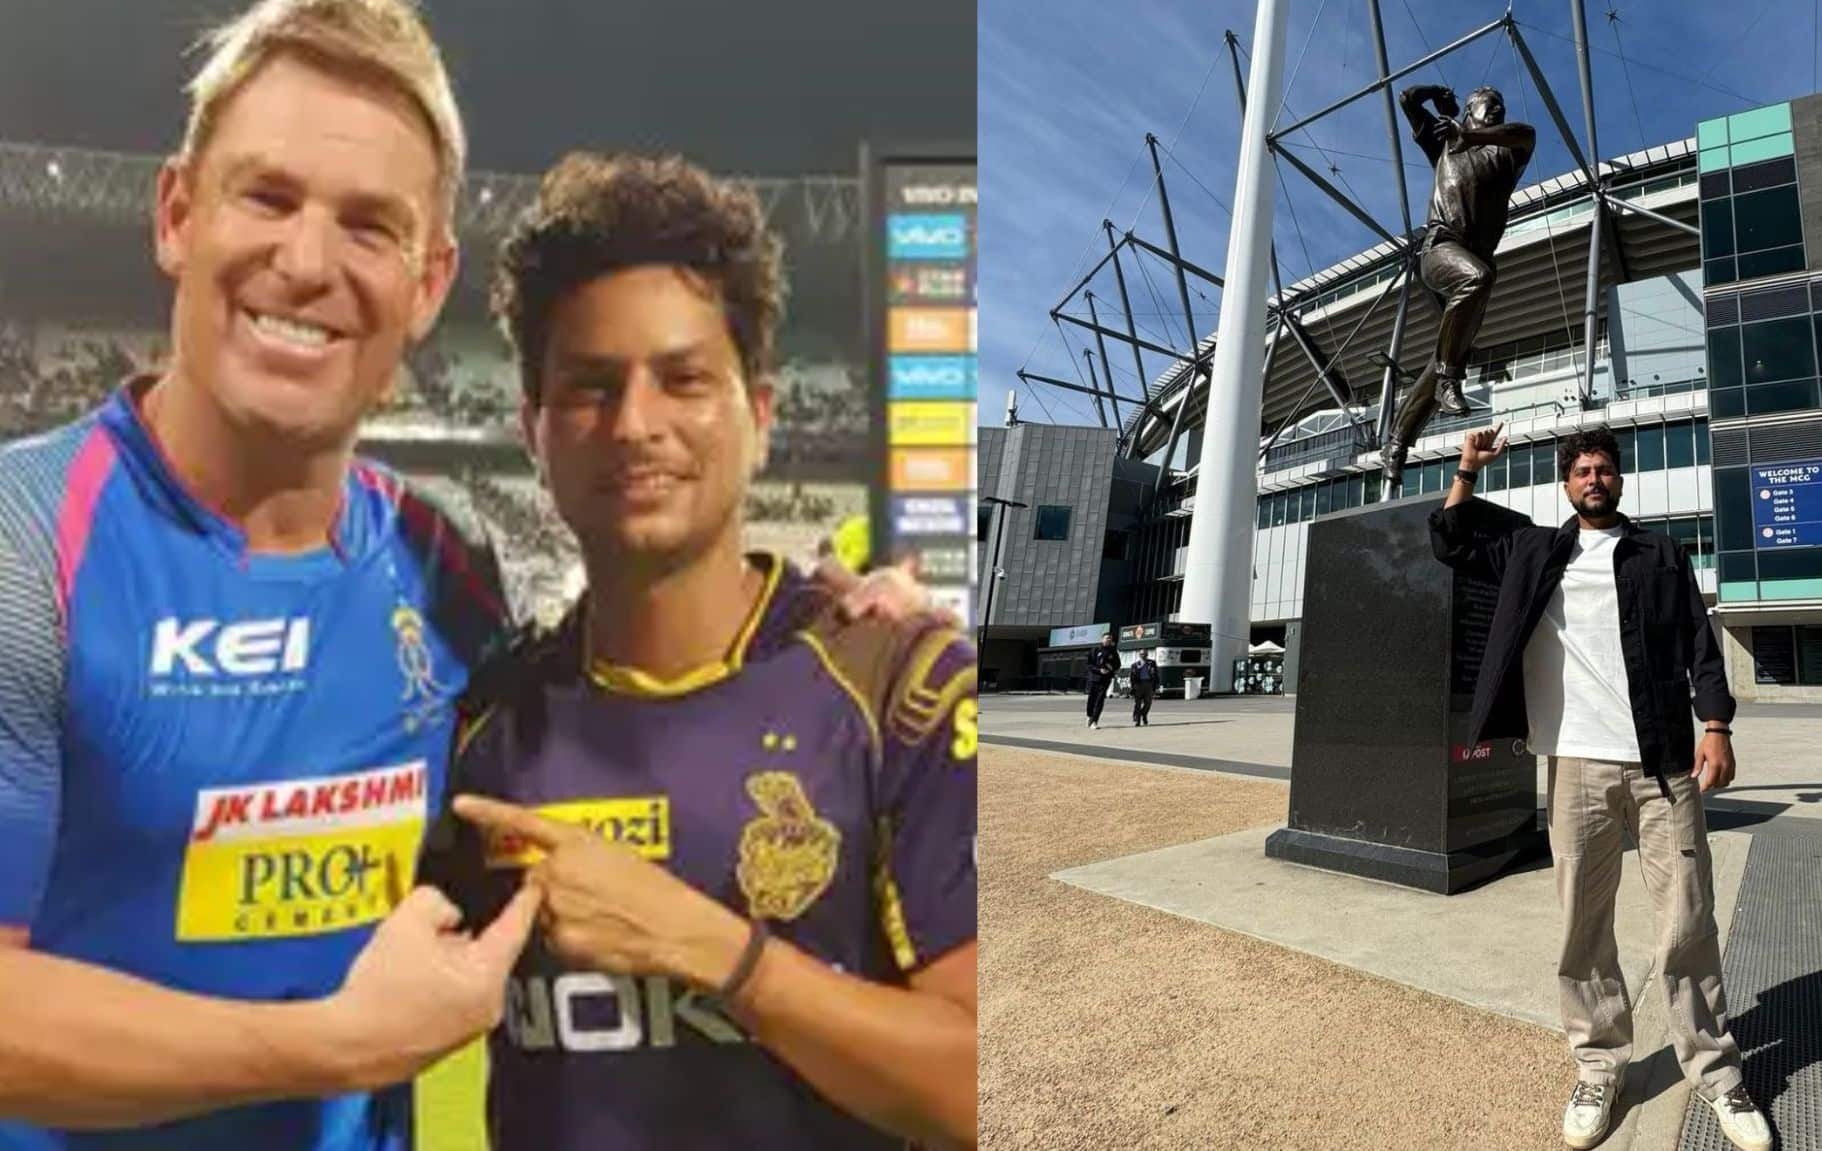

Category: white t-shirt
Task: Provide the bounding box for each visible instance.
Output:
[1521,527,1643,761]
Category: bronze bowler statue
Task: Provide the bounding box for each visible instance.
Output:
[1381,84,1535,488]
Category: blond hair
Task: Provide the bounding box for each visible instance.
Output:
[180,0,465,227]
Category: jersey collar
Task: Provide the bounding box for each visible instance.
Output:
[583,553,787,699]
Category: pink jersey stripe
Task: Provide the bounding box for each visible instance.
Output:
[54,427,120,620]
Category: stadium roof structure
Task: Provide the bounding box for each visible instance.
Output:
[0,141,861,245]
[1124,135,1698,459]
[1016,6,1706,494]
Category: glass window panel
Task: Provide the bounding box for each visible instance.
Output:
[1364,468,1381,504]
[1697,420,1711,465]
[1705,256,1738,286]
[1484,450,1508,492]
[1753,626,1798,685]
[1733,186,1803,252]
[1668,517,1699,549]
[1720,550,1757,582]
[1708,326,1743,389]
[1798,626,1822,685]
[1711,387,1747,419]
[1756,548,1822,580]
[1533,440,1557,484]
[1697,117,1730,150]
[1736,244,1806,281]
[1746,378,1818,415]
[1728,103,1792,144]
[1732,156,1798,194]
[1636,424,1665,472]
[1300,486,1315,521]
[1702,198,1734,258]
[1034,504,1072,541]
[1612,428,1635,475]
[1316,481,1333,516]
[1258,497,1270,529]
[1428,459,1448,494]
[1730,131,1795,167]
[1699,146,1730,174]
[1510,445,1532,487]
[1716,468,1754,550]
[1700,170,1731,199]
[1348,473,1364,508]
[1741,316,1814,384]
[1666,420,1695,468]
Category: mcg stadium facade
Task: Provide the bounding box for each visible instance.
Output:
[981,95,1822,703]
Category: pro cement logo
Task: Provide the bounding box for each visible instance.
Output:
[176,762,427,941]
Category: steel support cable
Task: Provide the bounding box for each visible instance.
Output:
[1508,31,1585,369]
[1513,19,1763,107]
[1606,10,1650,153]
[1274,0,1337,132]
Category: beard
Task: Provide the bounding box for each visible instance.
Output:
[1571,486,1619,518]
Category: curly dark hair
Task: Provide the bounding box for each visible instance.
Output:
[490,152,787,405]
[1557,426,1622,481]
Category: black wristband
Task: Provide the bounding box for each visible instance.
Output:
[1455,468,1479,485]
[716,919,770,1002]
[1704,726,1733,737]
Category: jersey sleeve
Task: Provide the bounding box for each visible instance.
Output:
[874,629,977,973]
[0,492,65,931]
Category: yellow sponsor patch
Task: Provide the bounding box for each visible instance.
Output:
[483,797,672,868]
[177,762,427,942]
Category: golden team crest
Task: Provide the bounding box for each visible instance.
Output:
[392,604,445,732]
[736,771,840,921]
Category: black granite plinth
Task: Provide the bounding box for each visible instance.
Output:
[1263,496,1547,894]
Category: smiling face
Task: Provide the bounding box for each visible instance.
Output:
[524,265,772,573]
[154,52,456,449]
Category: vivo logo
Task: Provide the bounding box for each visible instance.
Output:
[888,213,969,259]
[151,617,312,677]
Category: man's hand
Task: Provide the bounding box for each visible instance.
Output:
[1692,731,1737,792]
[815,556,959,628]
[1460,422,1507,472]
[327,879,541,1090]
[1436,115,1463,146]
[452,795,750,989]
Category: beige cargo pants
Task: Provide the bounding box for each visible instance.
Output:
[1547,756,1744,1100]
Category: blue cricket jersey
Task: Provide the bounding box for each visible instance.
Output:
[0,381,507,1150]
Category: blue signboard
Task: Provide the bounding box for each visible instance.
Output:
[887,212,969,260]
[1750,461,1822,548]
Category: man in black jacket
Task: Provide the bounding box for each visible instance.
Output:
[1084,632,1119,730]
[1129,650,1159,726]
[1431,424,1769,1151]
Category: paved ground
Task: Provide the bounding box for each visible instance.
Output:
[979,693,1822,1150]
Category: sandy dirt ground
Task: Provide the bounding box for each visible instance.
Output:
[980,745,1574,1150]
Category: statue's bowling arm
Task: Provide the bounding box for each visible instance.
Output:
[1458,120,1536,160]
[1399,85,1447,165]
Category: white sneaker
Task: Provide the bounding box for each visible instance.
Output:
[1562,1080,1616,1149]
[1706,1085,1772,1151]
[1091,721,1099,730]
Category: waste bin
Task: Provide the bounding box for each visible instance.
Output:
[1183,676,1203,700]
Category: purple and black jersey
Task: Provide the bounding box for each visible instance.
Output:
[421,556,978,1150]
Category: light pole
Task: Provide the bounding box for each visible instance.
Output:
[977,496,1028,659]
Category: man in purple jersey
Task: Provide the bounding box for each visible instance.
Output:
[423,153,977,1149]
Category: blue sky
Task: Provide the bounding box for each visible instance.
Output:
[980,0,1822,430]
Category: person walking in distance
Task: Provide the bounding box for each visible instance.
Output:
[1431,424,1771,1151]
[1129,649,1159,727]
[1085,632,1119,729]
